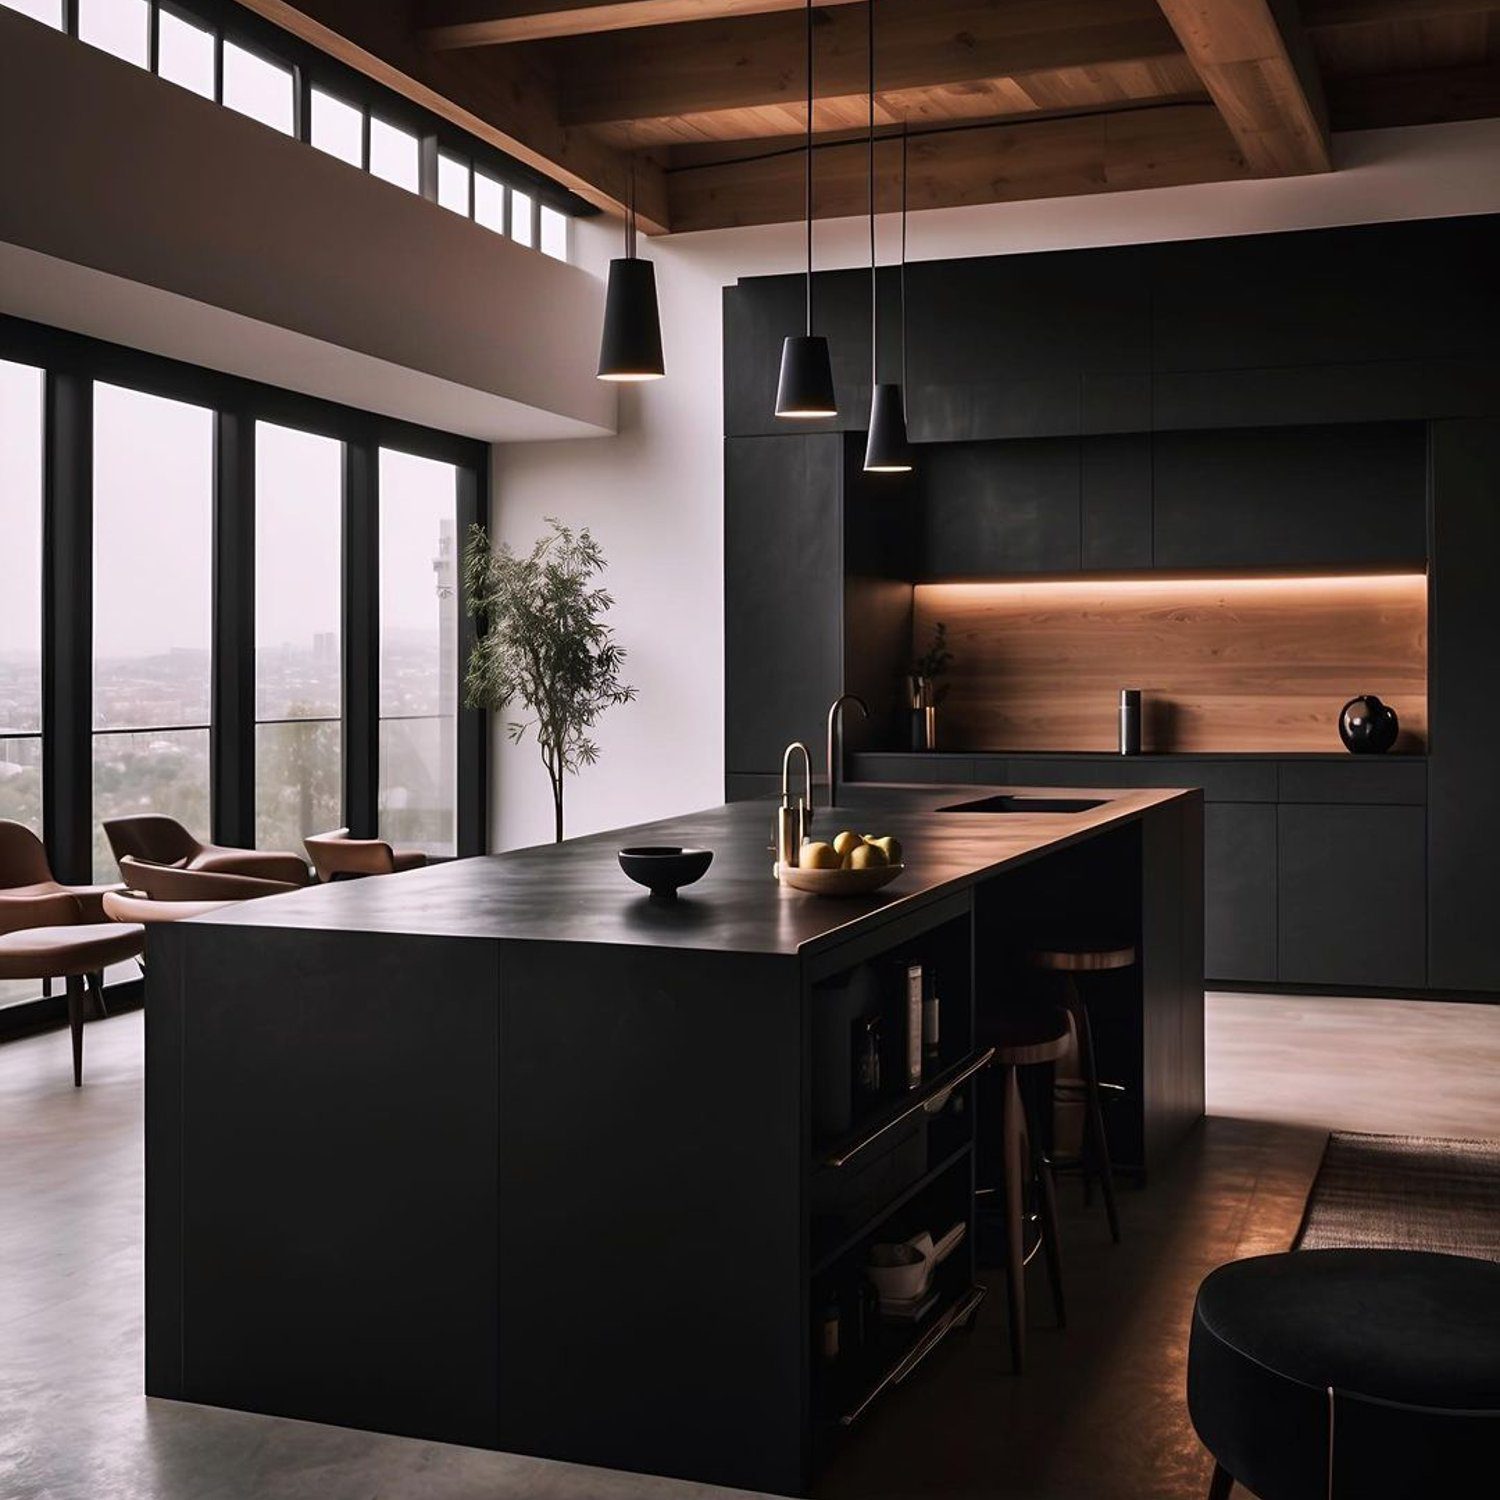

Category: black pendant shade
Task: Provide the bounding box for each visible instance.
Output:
[776,334,837,418]
[597,256,664,382]
[864,382,912,471]
[776,0,836,420]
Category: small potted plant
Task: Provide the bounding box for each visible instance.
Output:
[462,518,636,843]
[907,622,953,751]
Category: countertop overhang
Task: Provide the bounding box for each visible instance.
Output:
[189,784,1197,957]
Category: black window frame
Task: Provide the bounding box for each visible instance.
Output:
[0,313,490,907]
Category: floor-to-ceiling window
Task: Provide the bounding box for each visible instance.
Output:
[378,448,459,858]
[0,359,44,838]
[0,359,45,1010]
[255,421,343,855]
[91,383,214,881]
[0,316,486,1026]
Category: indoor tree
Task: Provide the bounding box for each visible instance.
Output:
[462,518,636,843]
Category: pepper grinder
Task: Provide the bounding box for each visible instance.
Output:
[1119,689,1142,756]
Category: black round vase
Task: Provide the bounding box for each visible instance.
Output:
[1339,694,1399,754]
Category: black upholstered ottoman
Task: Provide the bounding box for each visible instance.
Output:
[1187,1249,1500,1499]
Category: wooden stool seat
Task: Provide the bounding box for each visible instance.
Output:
[1027,944,1136,973]
[983,1009,1073,1068]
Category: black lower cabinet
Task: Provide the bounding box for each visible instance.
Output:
[1428,419,1500,991]
[1204,804,1277,984]
[1277,804,1426,989]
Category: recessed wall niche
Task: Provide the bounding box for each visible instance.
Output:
[913,571,1429,754]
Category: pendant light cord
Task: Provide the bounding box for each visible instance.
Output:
[900,120,908,393]
[868,0,876,388]
[804,0,814,337]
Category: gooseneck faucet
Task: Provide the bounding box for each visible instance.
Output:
[826,693,869,808]
[775,741,814,877]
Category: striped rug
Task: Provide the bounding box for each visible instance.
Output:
[1295,1131,1500,1262]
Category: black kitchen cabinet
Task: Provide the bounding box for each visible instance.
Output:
[1149,217,1500,376]
[920,438,1081,576]
[1428,419,1500,991]
[1151,423,1427,570]
[1204,804,1277,983]
[724,434,843,776]
[1277,804,1426,989]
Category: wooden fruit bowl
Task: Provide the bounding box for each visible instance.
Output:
[779,862,904,897]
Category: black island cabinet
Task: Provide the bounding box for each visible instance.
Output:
[145,787,1202,1495]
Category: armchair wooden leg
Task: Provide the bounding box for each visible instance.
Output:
[65,974,85,1087]
[1207,1460,1234,1500]
[87,970,108,1019]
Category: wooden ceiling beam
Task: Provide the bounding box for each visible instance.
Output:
[232,0,672,230]
[555,0,1185,127]
[665,101,1251,231]
[420,0,864,50]
[1154,0,1332,175]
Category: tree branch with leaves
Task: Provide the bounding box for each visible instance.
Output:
[463,518,637,843]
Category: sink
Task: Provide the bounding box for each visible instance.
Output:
[936,795,1107,815]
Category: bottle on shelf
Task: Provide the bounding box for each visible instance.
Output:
[922,970,941,1072]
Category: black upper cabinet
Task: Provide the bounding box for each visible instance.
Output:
[1152,422,1427,570]
[920,438,1081,576]
[724,434,843,776]
[1150,217,1500,375]
[1081,433,1154,571]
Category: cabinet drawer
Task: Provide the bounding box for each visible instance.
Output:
[1278,760,1426,805]
[1277,804,1426,988]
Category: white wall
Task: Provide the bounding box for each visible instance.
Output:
[490,117,1500,850]
[0,9,614,440]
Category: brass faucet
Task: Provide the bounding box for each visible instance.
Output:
[775,741,814,877]
[826,694,869,809]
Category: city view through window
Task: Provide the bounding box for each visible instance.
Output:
[0,352,466,1010]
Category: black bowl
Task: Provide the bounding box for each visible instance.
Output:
[617,846,713,899]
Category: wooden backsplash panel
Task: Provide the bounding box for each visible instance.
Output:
[913,574,1429,753]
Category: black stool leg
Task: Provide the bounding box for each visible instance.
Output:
[1034,1144,1066,1329]
[66,974,84,1087]
[1206,1460,1234,1500]
[1065,974,1121,1245]
[1001,1061,1027,1374]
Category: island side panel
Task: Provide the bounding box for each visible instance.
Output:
[145,925,185,1397]
[1140,791,1206,1169]
[493,940,807,1496]
[146,923,504,1449]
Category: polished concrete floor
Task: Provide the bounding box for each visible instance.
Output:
[2,992,1498,1500]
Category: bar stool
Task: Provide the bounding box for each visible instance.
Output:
[1027,944,1133,1245]
[978,1006,1071,1374]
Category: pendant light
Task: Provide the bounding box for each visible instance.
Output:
[863,3,912,474]
[775,0,837,418]
[597,156,664,382]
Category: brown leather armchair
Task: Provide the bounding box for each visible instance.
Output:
[305,828,428,882]
[102,890,235,925]
[102,815,311,888]
[0,854,144,1086]
[117,857,300,903]
[0,819,120,924]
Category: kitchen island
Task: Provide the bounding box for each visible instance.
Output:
[145,783,1202,1495]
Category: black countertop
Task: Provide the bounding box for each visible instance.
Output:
[192,783,1193,956]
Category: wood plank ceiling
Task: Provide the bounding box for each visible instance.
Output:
[243,0,1500,233]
